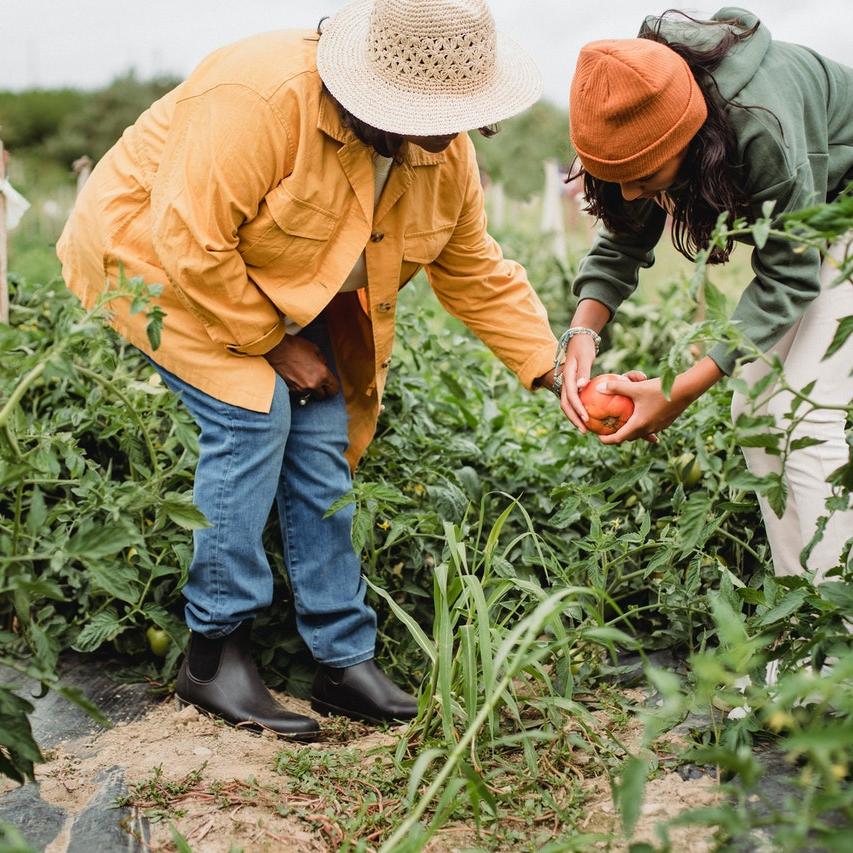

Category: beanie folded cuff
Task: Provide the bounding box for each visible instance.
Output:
[574,83,708,184]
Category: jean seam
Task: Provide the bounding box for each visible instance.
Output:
[208,403,236,627]
[279,464,317,654]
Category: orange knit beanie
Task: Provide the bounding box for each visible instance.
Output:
[570,38,708,183]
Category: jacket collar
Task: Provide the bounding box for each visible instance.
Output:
[317,89,447,166]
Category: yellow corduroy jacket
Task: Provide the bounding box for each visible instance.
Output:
[57,30,558,468]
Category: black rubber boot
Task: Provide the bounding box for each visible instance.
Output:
[176,622,319,740]
[311,659,418,724]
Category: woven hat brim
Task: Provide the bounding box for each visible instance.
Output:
[316,0,543,136]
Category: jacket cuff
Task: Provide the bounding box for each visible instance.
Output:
[225,321,286,357]
[518,341,559,391]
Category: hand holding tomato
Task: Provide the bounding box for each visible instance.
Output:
[579,373,635,434]
[563,367,656,441]
[592,375,691,445]
[559,333,597,432]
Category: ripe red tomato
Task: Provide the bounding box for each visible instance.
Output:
[579,374,634,435]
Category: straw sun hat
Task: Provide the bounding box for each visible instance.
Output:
[316,0,543,136]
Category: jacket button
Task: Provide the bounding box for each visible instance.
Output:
[380,357,391,369]
[377,301,392,312]
[370,231,384,242]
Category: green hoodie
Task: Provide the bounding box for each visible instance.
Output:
[572,7,853,374]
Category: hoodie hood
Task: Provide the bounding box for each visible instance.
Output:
[640,7,771,101]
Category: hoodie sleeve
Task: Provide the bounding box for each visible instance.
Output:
[571,200,668,317]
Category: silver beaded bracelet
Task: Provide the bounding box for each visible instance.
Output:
[549,327,602,399]
[560,326,602,354]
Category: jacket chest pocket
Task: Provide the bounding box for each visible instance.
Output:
[399,223,454,286]
[403,224,454,264]
[238,185,339,271]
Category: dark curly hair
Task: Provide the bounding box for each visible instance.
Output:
[317,18,498,160]
[572,10,768,264]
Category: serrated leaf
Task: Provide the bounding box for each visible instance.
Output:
[757,588,810,626]
[823,315,853,361]
[738,433,782,450]
[677,492,713,555]
[162,498,210,530]
[147,307,166,351]
[817,581,853,614]
[87,563,141,605]
[703,279,729,320]
[25,486,47,535]
[72,610,127,652]
[67,521,137,561]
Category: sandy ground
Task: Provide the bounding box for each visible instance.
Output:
[11,688,721,853]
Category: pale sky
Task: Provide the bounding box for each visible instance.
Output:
[0,1,849,105]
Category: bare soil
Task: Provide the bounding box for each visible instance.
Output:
[17,688,720,852]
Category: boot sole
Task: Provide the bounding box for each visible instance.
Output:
[176,697,320,742]
[310,696,414,726]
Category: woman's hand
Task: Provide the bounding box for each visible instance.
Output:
[593,375,687,444]
[560,333,597,432]
[264,335,340,401]
[592,357,724,445]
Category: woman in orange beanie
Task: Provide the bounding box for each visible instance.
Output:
[561,8,853,582]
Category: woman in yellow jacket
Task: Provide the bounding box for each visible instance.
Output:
[58,0,559,738]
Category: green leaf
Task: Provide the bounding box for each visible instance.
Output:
[366,578,436,665]
[823,315,853,361]
[146,307,166,351]
[73,609,127,653]
[54,685,110,727]
[703,278,729,320]
[764,474,788,519]
[168,823,193,853]
[582,626,638,649]
[405,748,444,806]
[161,498,210,530]
[817,581,853,614]
[618,756,648,837]
[660,364,677,399]
[709,593,748,646]
[25,486,47,535]
[677,492,713,555]
[757,588,810,626]
[753,219,771,249]
[0,687,42,784]
[0,820,38,851]
[789,436,825,452]
[67,521,137,561]
[87,563,142,605]
[4,576,64,601]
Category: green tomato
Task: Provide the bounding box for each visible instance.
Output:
[675,452,703,488]
[146,626,171,658]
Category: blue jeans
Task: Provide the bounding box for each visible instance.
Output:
[146,319,377,667]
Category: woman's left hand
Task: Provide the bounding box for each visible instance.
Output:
[593,375,690,445]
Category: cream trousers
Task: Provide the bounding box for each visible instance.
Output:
[731,242,853,582]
